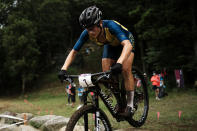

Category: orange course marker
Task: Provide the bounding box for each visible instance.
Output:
[24,114,27,125]
[157,112,160,120]
[24,99,28,104]
[178,111,182,119]
[45,109,48,114]
[37,111,40,115]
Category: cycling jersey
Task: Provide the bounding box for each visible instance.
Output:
[151,75,160,87]
[73,20,135,51]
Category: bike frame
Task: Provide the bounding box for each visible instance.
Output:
[82,82,122,126]
[65,68,149,130]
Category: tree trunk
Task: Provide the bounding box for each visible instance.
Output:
[191,0,197,57]
[191,0,197,86]
[22,75,26,95]
[139,41,146,73]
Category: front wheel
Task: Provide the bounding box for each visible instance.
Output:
[66,105,112,131]
[126,67,149,127]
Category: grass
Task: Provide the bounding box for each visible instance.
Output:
[143,91,197,131]
[0,78,197,130]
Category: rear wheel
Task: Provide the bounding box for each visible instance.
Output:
[66,105,112,131]
[126,67,149,127]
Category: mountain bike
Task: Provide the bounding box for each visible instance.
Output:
[63,67,149,131]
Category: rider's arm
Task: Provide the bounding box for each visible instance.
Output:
[61,30,89,70]
[61,49,78,70]
[117,40,133,64]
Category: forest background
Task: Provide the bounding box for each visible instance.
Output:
[0,0,196,95]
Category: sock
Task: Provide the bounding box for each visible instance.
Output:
[126,91,134,108]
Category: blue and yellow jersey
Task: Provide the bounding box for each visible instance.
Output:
[73,20,134,51]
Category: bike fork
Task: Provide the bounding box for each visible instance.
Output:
[83,91,101,131]
[84,114,88,131]
[95,111,100,131]
[95,93,100,131]
[83,92,88,131]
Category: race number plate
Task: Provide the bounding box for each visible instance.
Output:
[78,74,94,87]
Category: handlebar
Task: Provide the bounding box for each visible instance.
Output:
[63,70,112,84]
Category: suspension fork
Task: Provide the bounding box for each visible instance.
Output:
[83,91,88,131]
[94,91,100,131]
[83,90,100,131]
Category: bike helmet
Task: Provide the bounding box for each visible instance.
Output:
[79,6,102,28]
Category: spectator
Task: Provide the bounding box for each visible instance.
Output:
[158,74,168,98]
[77,86,84,109]
[134,75,141,88]
[175,69,181,88]
[143,72,148,82]
[78,86,84,103]
[90,92,96,101]
[69,83,76,108]
[66,84,71,105]
[150,72,160,100]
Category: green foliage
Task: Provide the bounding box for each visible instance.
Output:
[131,0,196,85]
[0,0,15,26]
[0,0,196,95]
[3,18,39,69]
[2,16,40,94]
[0,84,197,130]
[29,121,42,129]
[36,0,71,69]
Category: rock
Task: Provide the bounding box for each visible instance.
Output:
[114,128,150,131]
[16,113,34,121]
[0,123,21,131]
[42,116,69,131]
[0,118,5,124]
[29,115,56,128]
[19,125,40,131]
[59,126,66,131]
[59,125,84,131]
[1,111,17,116]
[73,125,86,131]
[0,111,17,124]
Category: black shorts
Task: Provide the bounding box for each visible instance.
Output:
[152,85,158,90]
[102,44,122,60]
[102,34,135,61]
[71,95,75,102]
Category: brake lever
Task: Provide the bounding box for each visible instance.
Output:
[66,77,72,83]
[64,75,73,83]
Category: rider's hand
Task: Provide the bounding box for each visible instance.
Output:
[110,63,122,74]
[58,70,67,83]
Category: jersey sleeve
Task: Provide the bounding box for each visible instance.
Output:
[73,30,89,51]
[107,21,130,42]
